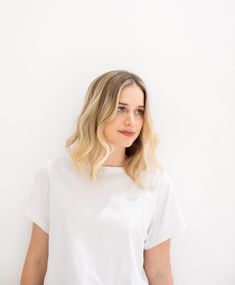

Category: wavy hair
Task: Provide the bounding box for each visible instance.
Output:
[65,70,163,188]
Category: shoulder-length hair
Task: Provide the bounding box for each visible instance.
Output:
[65,70,163,188]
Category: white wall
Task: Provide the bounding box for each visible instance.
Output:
[0,0,234,284]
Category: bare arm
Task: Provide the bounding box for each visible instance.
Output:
[144,239,174,285]
[20,223,49,285]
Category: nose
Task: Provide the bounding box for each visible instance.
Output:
[124,112,136,126]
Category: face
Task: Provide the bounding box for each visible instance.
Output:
[104,83,145,149]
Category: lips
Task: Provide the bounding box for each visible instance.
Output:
[119,130,136,137]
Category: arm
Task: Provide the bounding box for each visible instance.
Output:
[20,223,49,285]
[144,239,174,285]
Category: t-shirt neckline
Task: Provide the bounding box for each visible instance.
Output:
[100,165,125,173]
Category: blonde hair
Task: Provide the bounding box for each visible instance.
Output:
[65,70,163,188]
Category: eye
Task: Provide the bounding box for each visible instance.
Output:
[117,106,126,112]
[117,106,144,115]
[135,109,144,115]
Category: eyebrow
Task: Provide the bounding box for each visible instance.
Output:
[118,102,145,109]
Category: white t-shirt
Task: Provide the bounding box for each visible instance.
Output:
[24,156,187,285]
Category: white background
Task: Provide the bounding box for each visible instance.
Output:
[0,0,234,284]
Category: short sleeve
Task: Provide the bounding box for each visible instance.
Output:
[23,164,50,234]
[144,170,187,250]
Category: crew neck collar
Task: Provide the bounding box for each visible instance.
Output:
[102,165,123,168]
[100,165,125,173]
[66,156,125,173]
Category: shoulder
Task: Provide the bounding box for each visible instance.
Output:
[141,167,171,191]
[37,155,73,177]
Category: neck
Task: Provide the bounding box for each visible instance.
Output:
[103,146,126,167]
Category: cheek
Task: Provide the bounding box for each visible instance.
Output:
[104,121,116,137]
[106,118,119,130]
[138,118,144,129]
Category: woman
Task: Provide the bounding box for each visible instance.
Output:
[21,70,187,285]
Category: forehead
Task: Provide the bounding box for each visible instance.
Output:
[119,84,144,105]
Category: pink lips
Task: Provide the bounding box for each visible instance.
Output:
[119,131,136,137]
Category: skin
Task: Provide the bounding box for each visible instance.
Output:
[103,83,145,167]
[20,223,48,285]
[144,239,173,285]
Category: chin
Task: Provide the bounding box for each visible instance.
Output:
[124,141,134,147]
[109,138,136,148]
